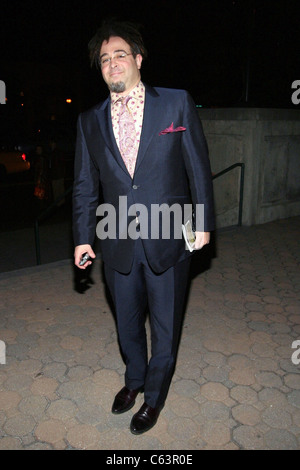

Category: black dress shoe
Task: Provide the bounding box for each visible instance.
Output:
[130,402,161,434]
[111,386,143,414]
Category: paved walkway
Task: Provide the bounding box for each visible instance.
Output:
[0,217,299,450]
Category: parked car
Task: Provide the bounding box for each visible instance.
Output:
[0,145,30,181]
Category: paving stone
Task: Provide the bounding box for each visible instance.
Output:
[6,343,29,360]
[232,404,261,426]
[0,411,6,428]
[255,372,283,388]
[49,348,75,363]
[169,397,200,418]
[0,371,7,386]
[202,365,230,383]
[292,409,300,427]
[73,351,101,368]
[262,406,292,428]
[16,332,40,346]
[35,419,67,445]
[199,401,231,422]
[43,362,68,380]
[229,367,256,386]
[200,421,231,446]
[0,437,23,450]
[0,329,18,343]
[284,374,300,390]
[264,428,299,450]
[233,425,265,450]
[167,417,199,441]
[202,351,227,367]
[227,354,254,369]
[15,359,43,375]
[287,390,300,409]
[280,359,300,374]
[66,425,110,450]
[92,369,122,389]
[19,433,36,447]
[4,414,36,437]
[200,382,229,402]
[60,336,83,351]
[68,326,90,339]
[131,435,164,450]
[251,342,277,358]
[30,377,59,399]
[18,395,48,419]
[248,322,270,333]
[0,390,22,411]
[47,399,78,421]
[173,363,202,381]
[76,401,108,427]
[4,374,33,392]
[230,385,258,405]
[100,353,123,370]
[245,312,267,323]
[249,331,273,344]
[67,365,93,381]
[57,380,88,402]
[253,357,278,373]
[173,379,200,398]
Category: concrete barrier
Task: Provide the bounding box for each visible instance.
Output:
[199,108,300,227]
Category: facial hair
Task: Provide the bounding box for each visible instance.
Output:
[109,81,126,93]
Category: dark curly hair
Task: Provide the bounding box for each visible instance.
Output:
[88,19,148,70]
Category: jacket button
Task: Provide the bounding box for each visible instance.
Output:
[132,185,139,189]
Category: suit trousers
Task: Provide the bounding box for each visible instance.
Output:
[104,237,191,408]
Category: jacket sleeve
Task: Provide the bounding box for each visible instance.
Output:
[72,113,100,247]
[181,91,215,232]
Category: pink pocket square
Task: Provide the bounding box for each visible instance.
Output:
[159,122,186,135]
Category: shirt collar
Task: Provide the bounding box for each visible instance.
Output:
[110,81,145,105]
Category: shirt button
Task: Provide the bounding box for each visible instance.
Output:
[132,185,139,189]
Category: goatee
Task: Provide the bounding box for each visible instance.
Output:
[109,81,126,93]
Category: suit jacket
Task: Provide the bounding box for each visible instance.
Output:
[73,84,215,273]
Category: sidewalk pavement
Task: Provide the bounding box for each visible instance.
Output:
[0,217,299,450]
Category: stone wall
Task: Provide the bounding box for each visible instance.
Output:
[198,108,300,227]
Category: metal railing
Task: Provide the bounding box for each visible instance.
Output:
[212,162,245,227]
[34,186,73,265]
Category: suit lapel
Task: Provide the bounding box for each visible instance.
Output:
[135,85,160,173]
[95,97,129,175]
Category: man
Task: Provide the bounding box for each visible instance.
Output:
[73,20,214,434]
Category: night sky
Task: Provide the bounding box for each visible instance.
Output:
[1,0,300,114]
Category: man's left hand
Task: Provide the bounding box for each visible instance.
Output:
[194,232,210,250]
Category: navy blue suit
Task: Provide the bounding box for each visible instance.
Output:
[73,84,214,407]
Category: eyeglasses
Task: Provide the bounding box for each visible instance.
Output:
[100,51,133,68]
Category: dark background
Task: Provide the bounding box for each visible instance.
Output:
[1,0,300,124]
[0,0,299,234]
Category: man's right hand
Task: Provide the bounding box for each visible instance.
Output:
[74,244,96,269]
